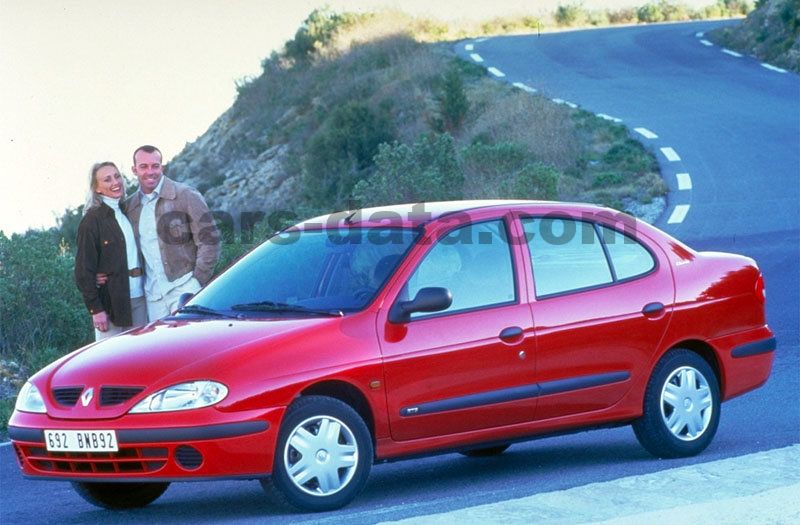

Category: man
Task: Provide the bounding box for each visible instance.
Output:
[124,145,220,320]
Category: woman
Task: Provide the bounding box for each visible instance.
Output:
[75,162,147,340]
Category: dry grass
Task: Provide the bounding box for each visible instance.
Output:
[466,86,581,170]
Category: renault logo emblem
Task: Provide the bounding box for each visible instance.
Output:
[81,387,94,407]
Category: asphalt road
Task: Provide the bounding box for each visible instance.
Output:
[2,20,798,524]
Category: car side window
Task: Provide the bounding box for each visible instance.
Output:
[598,225,656,280]
[405,220,516,318]
[523,217,613,297]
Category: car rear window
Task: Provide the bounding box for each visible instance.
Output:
[597,225,656,280]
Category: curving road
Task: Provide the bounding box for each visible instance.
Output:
[460,20,799,242]
[2,20,798,524]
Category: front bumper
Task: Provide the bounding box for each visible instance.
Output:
[8,406,285,481]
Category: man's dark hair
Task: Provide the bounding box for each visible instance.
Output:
[133,145,162,164]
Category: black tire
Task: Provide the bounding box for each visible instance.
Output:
[71,481,169,509]
[633,349,720,458]
[261,395,373,512]
[460,444,510,457]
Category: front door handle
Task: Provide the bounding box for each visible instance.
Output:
[642,302,665,316]
[499,326,524,343]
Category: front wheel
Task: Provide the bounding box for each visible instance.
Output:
[633,349,720,458]
[261,395,373,512]
[71,481,169,509]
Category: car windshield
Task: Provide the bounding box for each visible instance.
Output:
[185,228,419,315]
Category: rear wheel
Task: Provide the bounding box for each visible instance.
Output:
[71,481,169,509]
[262,396,373,511]
[633,349,720,458]
[460,444,510,457]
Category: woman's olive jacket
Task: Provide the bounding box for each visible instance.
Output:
[74,203,135,327]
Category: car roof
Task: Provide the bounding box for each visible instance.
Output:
[295,200,613,229]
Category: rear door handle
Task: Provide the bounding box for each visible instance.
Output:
[642,302,665,315]
[499,326,524,343]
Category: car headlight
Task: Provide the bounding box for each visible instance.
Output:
[15,382,47,414]
[129,381,228,413]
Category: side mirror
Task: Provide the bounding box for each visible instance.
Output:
[388,287,452,324]
[177,292,194,310]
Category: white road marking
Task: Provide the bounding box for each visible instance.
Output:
[465,44,474,51]
[0,442,11,448]
[668,204,691,224]
[660,147,681,162]
[762,63,788,73]
[598,113,622,123]
[512,82,537,93]
[722,48,743,57]
[488,67,505,77]
[700,39,713,47]
[634,127,658,139]
[475,37,487,43]
[470,53,483,63]
[564,101,577,108]
[696,31,705,37]
[676,172,693,190]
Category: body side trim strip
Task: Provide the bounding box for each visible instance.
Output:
[400,371,630,417]
[731,337,777,358]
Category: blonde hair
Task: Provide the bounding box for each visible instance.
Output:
[83,161,119,214]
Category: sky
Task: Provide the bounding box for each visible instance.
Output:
[0,0,715,234]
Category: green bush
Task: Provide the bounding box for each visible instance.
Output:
[303,101,394,207]
[0,230,91,370]
[499,163,560,200]
[55,206,84,250]
[352,133,463,207]
[662,2,689,21]
[608,8,639,24]
[638,4,666,23]
[461,141,561,200]
[284,9,362,63]
[593,171,626,187]
[433,67,470,133]
[0,397,13,437]
[603,139,657,173]
[555,4,588,26]
[462,141,531,190]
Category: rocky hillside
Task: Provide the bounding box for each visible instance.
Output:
[167,10,666,229]
[710,0,800,71]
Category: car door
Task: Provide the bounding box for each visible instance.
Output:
[377,215,537,441]
[521,215,674,421]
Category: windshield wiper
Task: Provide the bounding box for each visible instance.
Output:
[176,304,240,319]
[230,301,344,317]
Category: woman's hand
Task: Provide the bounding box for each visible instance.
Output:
[92,311,109,332]
[96,273,108,287]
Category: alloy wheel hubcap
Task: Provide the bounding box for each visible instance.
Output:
[284,415,358,496]
[660,366,713,441]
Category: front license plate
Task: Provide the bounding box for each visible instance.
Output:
[45,430,119,452]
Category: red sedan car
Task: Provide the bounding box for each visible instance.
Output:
[9,201,775,512]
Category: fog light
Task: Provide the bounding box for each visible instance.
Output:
[174,445,203,470]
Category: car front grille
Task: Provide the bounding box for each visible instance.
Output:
[50,386,144,408]
[52,387,84,407]
[100,387,144,407]
[16,444,168,474]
